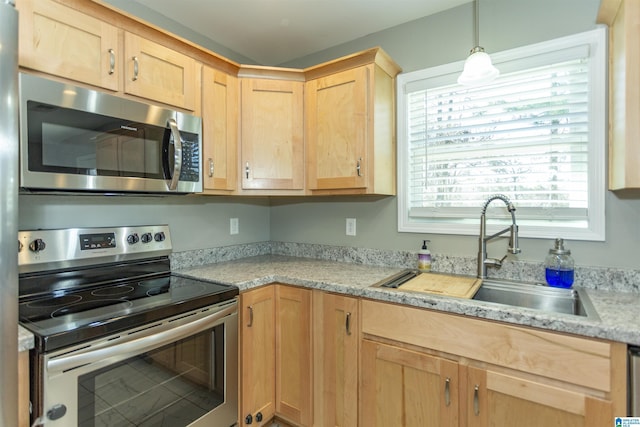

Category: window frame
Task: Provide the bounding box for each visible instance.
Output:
[396,27,607,241]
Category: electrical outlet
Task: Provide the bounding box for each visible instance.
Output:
[346,218,356,236]
[230,218,239,235]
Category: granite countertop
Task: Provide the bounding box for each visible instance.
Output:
[175,254,640,346]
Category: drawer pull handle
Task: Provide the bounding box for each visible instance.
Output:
[345,312,352,335]
[473,385,480,416]
[132,56,139,81]
[444,377,451,407]
[108,49,115,75]
[247,305,254,327]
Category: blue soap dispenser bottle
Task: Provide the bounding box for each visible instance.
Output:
[544,238,574,288]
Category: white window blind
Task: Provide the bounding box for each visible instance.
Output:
[397,29,606,240]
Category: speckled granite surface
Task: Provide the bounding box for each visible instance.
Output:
[174,254,640,346]
[172,241,640,293]
[19,325,34,352]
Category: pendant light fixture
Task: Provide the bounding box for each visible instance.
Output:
[457,0,499,86]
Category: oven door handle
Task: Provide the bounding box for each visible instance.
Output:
[47,303,236,375]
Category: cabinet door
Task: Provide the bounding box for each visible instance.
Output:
[240,78,304,190]
[314,292,359,427]
[202,66,238,192]
[306,66,369,191]
[275,285,312,426]
[18,0,119,91]
[466,366,612,427]
[124,32,197,111]
[360,339,459,427]
[241,286,276,426]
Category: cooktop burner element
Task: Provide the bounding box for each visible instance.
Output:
[18,225,239,352]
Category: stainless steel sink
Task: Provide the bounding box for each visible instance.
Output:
[472,279,599,320]
[373,270,600,320]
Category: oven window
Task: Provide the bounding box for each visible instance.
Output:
[77,324,225,426]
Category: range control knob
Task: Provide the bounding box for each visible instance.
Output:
[127,233,139,245]
[154,232,166,242]
[18,240,23,253]
[141,233,153,244]
[29,238,46,253]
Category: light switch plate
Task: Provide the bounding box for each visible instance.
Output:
[230,218,239,235]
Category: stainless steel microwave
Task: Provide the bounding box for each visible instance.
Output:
[18,73,203,194]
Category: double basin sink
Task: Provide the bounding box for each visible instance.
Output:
[374,270,599,320]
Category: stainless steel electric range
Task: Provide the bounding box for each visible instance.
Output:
[18,225,239,427]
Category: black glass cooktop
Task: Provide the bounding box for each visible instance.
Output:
[19,274,238,353]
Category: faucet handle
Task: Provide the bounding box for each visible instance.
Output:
[484,255,507,269]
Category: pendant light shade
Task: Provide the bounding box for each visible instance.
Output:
[457,0,499,86]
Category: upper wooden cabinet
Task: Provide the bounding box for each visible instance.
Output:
[17,0,200,111]
[239,67,305,194]
[598,0,640,190]
[305,48,401,195]
[18,0,119,91]
[201,66,238,193]
[123,32,198,111]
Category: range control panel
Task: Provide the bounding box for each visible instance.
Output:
[18,225,172,274]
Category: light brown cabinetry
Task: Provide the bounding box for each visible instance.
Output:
[19,350,29,427]
[305,48,401,195]
[598,0,640,190]
[241,286,276,426]
[123,31,198,111]
[313,292,359,427]
[18,0,119,91]
[361,299,626,427]
[465,365,612,427]
[240,285,312,426]
[239,68,305,194]
[360,339,459,427]
[202,66,238,193]
[17,0,199,111]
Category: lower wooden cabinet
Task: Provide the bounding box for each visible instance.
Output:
[313,292,359,427]
[466,366,613,427]
[360,339,459,427]
[241,285,276,426]
[240,285,312,426]
[361,300,627,427]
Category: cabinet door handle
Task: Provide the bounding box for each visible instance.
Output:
[208,158,214,177]
[473,385,480,416]
[247,305,254,327]
[245,162,250,179]
[444,377,451,407]
[108,49,115,75]
[356,157,362,177]
[132,56,139,81]
[345,312,352,335]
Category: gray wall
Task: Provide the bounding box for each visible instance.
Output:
[271,0,640,270]
[19,195,270,252]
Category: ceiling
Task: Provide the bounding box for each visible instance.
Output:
[130,0,472,65]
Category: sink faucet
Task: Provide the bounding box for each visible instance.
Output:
[477,194,521,279]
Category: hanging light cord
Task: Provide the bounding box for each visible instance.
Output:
[474,0,480,48]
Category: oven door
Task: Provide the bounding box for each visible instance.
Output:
[36,300,238,427]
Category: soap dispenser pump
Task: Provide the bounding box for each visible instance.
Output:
[418,240,431,272]
[544,238,574,288]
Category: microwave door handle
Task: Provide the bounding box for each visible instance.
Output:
[167,118,183,191]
